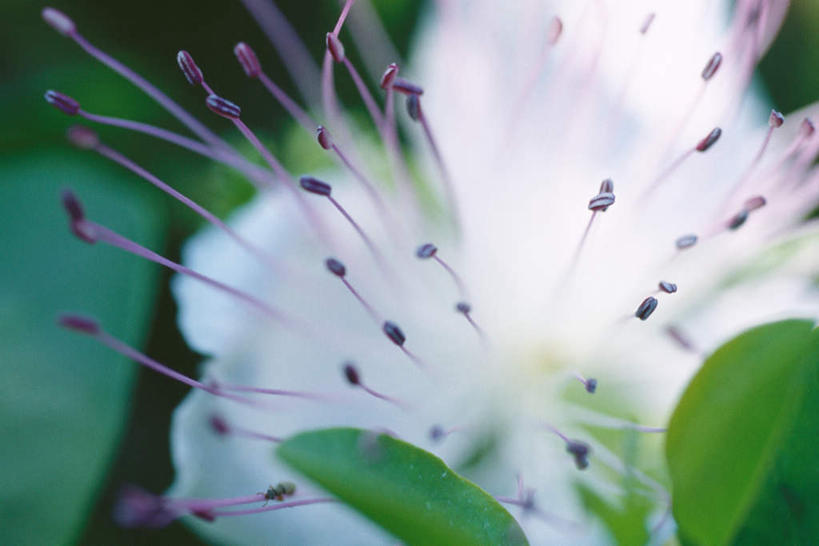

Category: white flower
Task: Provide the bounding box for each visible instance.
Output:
[47,0,819,544]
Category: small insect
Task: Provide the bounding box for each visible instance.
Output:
[260,481,296,506]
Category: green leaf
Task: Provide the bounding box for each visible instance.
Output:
[666,320,819,546]
[0,151,163,545]
[277,427,528,546]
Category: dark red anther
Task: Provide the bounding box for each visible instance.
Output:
[768,110,784,128]
[701,52,722,81]
[192,510,215,522]
[343,362,360,385]
[588,192,615,212]
[326,32,345,63]
[382,321,406,346]
[299,176,332,196]
[61,189,97,243]
[176,50,203,86]
[801,118,815,138]
[392,78,424,96]
[406,94,421,121]
[58,314,100,335]
[675,234,698,249]
[45,90,80,115]
[696,127,722,152]
[205,94,241,120]
[67,125,99,150]
[380,63,399,89]
[233,42,261,79]
[728,210,749,230]
[325,258,346,277]
[659,281,678,294]
[635,296,658,320]
[416,243,438,259]
[317,126,333,150]
[744,195,766,211]
[208,415,231,436]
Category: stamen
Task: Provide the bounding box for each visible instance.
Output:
[383,321,425,368]
[701,52,723,81]
[639,12,656,35]
[416,243,468,299]
[634,297,659,321]
[643,128,722,198]
[176,50,204,86]
[545,424,591,470]
[208,497,336,518]
[44,90,79,115]
[41,7,75,36]
[392,78,424,96]
[59,314,268,409]
[456,302,486,341]
[675,233,698,250]
[567,179,616,276]
[342,362,407,408]
[208,414,282,443]
[658,281,678,294]
[325,257,381,323]
[572,372,598,393]
[61,190,297,328]
[665,325,699,353]
[233,42,261,79]
[428,424,464,443]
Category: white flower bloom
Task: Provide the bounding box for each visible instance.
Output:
[46,0,819,544]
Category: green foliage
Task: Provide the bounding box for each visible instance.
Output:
[0,152,163,545]
[666,320,819,546]
[277,427,528,546]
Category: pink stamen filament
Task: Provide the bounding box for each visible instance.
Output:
[326,195,388,272]
[208,497,336,517]
[358,382,407,409]
[718,123,776,213]
[168,494,265,512]
[212,382,337,403]
[257,71,316,132]
[642,148,695,199]
[414,99,460,227]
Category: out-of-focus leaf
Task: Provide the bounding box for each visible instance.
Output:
[277,427,528,546]
[0,151,163,545]
[666,320,819,546]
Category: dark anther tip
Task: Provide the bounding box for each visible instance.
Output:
[57,313,100,335]
[325,257,346,277]
[67,125,99,150]
[574,456,590,470]
[406,94,421,122]
[61,189,97,243]
[382,321,406,346]
[343,362,360,385]
[801,118,815,137]
[233,42,261,78]
[416,243,438,259]
[299,176,332,196]
[380,63,399,90]
[696,127,722,152]
[635,296,659,321]
[45,90,80,116]
[675,233,698,250]
[566,440,590,458]
[769,110,784,128]
[599,178,614,193]
[728,210,749,230]
[205,94,241,120]
[316,126,333,150]
[588,191,615,212]
[456,301,472,314]
[192,510,216,522]
[658,281,678,294]
[326,32,345,63]
[429,425,445,442]
[176,50,203,86]
[701,52,723,81]
[208,415,230,436]
[744,195,766,212]
[585,378,597,393]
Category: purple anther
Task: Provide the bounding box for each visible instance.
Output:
[640,12,656,35]
[58,314,100,335]
[585,378,597,393]
[599,178,614,193]
[42,7,76,36]
[325,257,346,277]
[429,425,445,442]
[701,52,723,81]
[176,50,203,86]
[209,415,231,436]
[61,189,97,243]
[67,125,99,150]
[801,118,815,138]
[382,321,406,346]
[635,296,658,320]
[696,127,722,152]
[456,302,472,314]
[392,78,424,96]
[234,42,261,79]
[326,32,345,63]
[299,176,332,196]
[316,126,333,150]
[588,191,615,212]
[343,362,360,385]
[406,94,421,122]
[380,63,399,89]
[205,94,241,120]
[566,440,590,458]
[416,243,438,259]
[658,281,678,294]
[728,210,749,230]
[744,195,766,211]
[768,110,784,128]
[675,234,698,249]
[45,90,80,115]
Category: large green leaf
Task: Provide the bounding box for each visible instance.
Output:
[277,427,528,545]
[666,320,819,546]
[0,151,163,545]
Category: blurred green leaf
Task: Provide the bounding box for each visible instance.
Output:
[277,427,528,546]
[0,151,164,545]
[666,320,819,546]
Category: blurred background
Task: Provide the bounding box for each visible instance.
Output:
[0,0,816,544]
